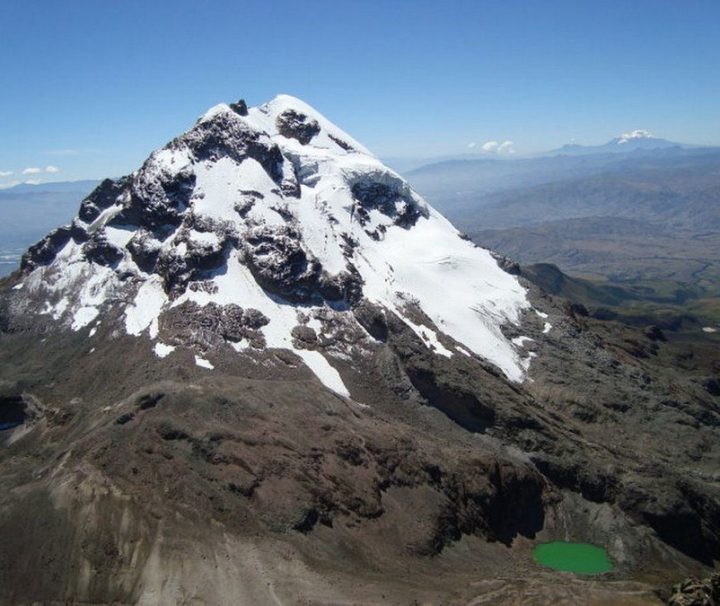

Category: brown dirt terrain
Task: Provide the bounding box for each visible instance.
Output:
[0,271,718,604]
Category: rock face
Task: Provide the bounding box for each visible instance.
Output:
[669,573,720,605]
[0,95,719,604]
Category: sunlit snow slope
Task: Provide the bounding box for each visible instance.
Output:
[12,95,537,394]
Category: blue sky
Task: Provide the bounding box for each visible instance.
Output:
[1,0,719,183]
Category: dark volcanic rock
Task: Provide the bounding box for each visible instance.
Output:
[351,178,427,233]
[0,394,29,428]
[183,110,286,186]
[229,99,248,116]
[276,109,321,145]
[78,177,129,223]
[291,325,318,349]
[328,133,355,151]
[703,378,720,397]
[668,572,720,605]
[83,236,124,267]
[21,226,73,271]
[113,168,196,231]
[241,226,362,305]
[243,226,315,300]
[354,301,389,342]
[646,325,667,342]
[155,233,227,293]
[159,301,269,350]
[126,231,162,273]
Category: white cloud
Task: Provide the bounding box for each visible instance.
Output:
[481,140,515,154]
[467,142,477,149]
[0,170,12,178]
[498,141,515,154]
[21,165,60,175]
[24,179,42,185]
[0,180,21,190]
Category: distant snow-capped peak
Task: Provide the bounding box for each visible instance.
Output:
[10,95,538,394]
[616,129,653,143]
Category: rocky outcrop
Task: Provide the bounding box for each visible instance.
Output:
[229,98,248,116]
[351,177,427,234]
[669,573,720,605]
[159,301,269,350]
[276,109,320,144]
[20,225,83,271]
[77,177,129,223]
[113,168,196,231]
[83,236,124,267]
[183,109,286,185]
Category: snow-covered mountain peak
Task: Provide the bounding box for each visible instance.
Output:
[10,96,538,394]
[615,128,653,144]
[197,94,373,159]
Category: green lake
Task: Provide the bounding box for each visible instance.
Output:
[533,541,613,574]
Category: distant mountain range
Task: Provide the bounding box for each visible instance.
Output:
[401,143,720,326]
[0,180,98,276]
[384,130,701,174]
[550,129,689,156]
[0,179,99,194]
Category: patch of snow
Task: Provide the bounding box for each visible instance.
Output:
[149,317,159,339]
[293,349,350,397]
[195,356,214,370]
[229,340,247,352]
[409,322,453,358]
[257,94,374,156]
[199,103,232,123]
[618,129,653,143]
[542,322,552,334]
[104,225,135,248]
[88,203,123,232]
[521,351,537,371]
[152,147,192,172]
[12,283,23,290]
[175,241,188,257]
[154,342,176,358]
[702,326,717,333]
[535,310,549,319]
[305,315,324,334]
[193,157,285,225]
[72,306,99,330]
[125,277,167,336]
[51,298,70,320]
[188,229,220,247]
[353,211,531,382]
[512,336,533,347]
